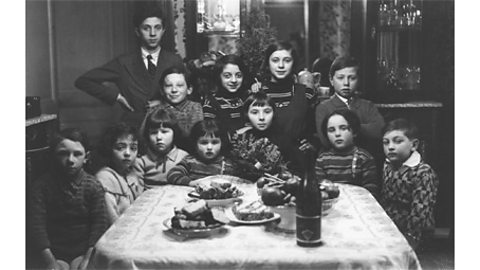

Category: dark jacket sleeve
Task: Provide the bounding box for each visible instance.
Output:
[28,178,50,251]
[74,58,123,105]
[86,178,108,247]
[358,100,385,140]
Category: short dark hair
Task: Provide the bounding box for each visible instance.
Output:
[321,109,361,142]
[242,91,276,123]
[383,118,419,140]
[159,66,191,88]
[98,123,139,159]
[141,108,182,147]
[133,2,165,28]
[214,54,249,95]
[261,40,297,81]
[329,55,360,79]
[190,119,228,155]
[50,128,90,153]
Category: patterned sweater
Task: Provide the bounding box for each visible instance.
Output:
[148,99,204,138]
[28,169,107,261]
[315,147,379,197]
[167,155,236,186]
[380,151,438,246]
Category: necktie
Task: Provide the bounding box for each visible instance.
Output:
[146,55,156,76]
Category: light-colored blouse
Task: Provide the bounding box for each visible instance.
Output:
[133,146,189,187]
[96,166,144,225]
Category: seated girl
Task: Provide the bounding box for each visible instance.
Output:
[230,91,285,180]
[134,108,189,187]
[96,123,144,225]
[28,128,106,270]
[315,109,380,197]
[167,119,236,186]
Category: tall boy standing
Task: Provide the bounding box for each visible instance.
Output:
[75,4,184,127]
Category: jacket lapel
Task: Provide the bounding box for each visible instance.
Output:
[125,52,154,95]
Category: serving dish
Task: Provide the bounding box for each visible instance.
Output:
[163,218,227,238]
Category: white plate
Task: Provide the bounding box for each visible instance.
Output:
[225,207,280,225]
[187,191,244,207]
[163,218,226,238]
[188,175,252,187]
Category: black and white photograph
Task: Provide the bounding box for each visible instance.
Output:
[20,0,458,269]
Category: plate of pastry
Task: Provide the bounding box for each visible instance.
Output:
[164,200,229,238]
[187,177,245,207]
[225,201,280,225]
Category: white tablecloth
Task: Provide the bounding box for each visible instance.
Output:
[90,181,421,270]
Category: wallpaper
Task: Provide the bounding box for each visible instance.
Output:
[318,0,351,59]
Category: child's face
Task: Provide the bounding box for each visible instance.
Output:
[248,104,274,131]
[330,66,359,99]
[163,73,192,105]
[221,64,243,93]
[112,134,138,173]
[383,130,418,165]
[54,138,87,176]
[196,135,221,161]
[326,114,355,151]
[135,17,165,51]
[269,49,293,82]
[148,126,174,154]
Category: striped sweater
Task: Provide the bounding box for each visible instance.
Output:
[202,93,246,133]
[315,147,379,197]
[167,155,236,186]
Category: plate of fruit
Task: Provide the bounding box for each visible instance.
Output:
[257,173,340,216]
[164,200,230,238]
[225,200,280,225]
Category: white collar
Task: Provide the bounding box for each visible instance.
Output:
[402,151,421,167]
[335,93,350,106]
[141,47,161,62]
[386,150,421,168]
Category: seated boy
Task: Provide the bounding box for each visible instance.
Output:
[28,128,107,269]
[315,56,385,154]
[380,119,438,250]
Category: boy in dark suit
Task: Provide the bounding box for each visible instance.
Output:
[75,4,184,127]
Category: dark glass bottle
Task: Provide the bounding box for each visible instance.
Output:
[296,150,322,247]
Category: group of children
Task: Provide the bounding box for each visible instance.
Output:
[28,41,438,269]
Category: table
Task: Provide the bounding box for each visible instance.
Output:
[90,181,421,270]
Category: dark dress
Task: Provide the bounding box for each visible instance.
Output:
[262,79,317,173]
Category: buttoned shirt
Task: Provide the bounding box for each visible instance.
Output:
[141,47,161,69]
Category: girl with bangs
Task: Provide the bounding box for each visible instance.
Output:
[167,119,236,185]
[134,107,188,187]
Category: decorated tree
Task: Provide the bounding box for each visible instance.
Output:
[236,8,278,81]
